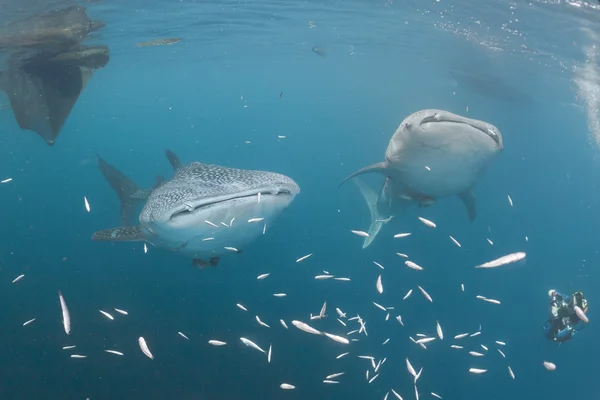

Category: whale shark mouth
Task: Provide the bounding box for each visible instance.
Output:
[419,114,502,148]
[169,189,295,221]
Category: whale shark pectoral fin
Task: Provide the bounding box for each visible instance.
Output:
[353,177,390,249]
[458,190,476,221]
[339,161,388,187]
[91,226,145,242]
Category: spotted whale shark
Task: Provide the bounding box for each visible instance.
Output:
[92,150,300,267]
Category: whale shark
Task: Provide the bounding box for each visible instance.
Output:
[0,5,105,52]
[92,150,300,267]
[341,109,503,248]
[0,46,109,146]
[0,5,108,146]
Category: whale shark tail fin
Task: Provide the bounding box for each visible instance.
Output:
[353,177,392,249]
[97,155,147,226]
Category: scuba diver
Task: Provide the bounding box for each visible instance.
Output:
[544,289,589,343]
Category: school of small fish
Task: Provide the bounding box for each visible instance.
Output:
[6,187,586,399]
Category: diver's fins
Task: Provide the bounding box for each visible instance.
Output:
[91,226,145,242]
[97,155,147,225]
[353,177,390,249]
[165,149,183,171]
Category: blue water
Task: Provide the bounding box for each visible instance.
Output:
[1,0,600,398]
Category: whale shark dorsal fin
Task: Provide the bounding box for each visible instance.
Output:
[166,149,183,171]
[91,226,145,242]
[339,161,388,187]
[353,177,389,249]
[458,190,477,221]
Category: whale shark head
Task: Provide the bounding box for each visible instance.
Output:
[382,109,503,197]
[140,161,300,256]
[92,153,299,265]
[340,109,503,187]
[387,109,503,163]
[339,109,503,237]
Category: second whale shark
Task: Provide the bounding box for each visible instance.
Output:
[92,150,300,267]
[341,109,503,248]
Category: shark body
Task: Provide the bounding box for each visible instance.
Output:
[93,150,300,267]
[341,109,503,248]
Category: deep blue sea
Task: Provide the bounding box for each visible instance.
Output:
[1,0,600,398]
